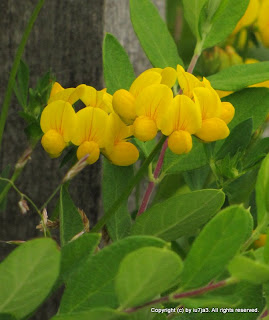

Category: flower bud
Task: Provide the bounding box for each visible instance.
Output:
[220,102,235,124]
[77,141,100,165]
[41,129,66,157]
[112,89,136,124]
[168,130,192,155]
[108,141,139,166]
[254,234,267,248]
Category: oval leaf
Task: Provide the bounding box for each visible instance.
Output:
[130,0,183,68]
[103,33,135,94]
[131,190,225,241]
[0,238,60,319]
[58,236,167,314]
[51,308,128,320]
[116,247,183,308]
[181,206,253,289]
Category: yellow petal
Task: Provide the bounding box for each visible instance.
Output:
[135,84,173,126]
[68,84,87,105]
[98,90,113,113]
[133,116,158,142]
[160,67,177,87]
[41,129,66,157]
[79,86,113,113]
[195,118,230,142]
[105,112,133,154]
[40,101,77,142]
[129,70,161,97]
[71,107,108,147]
[193,87,222,120]
[77,141,100,165]
[220,102,235,124]
[48,88,76,104]
[233,0,260,34]
[168,130,192,155]
[177,65,202,98]
[216,90,233,98]
[79,85,97,107]
[161,95,202,136]
[107,141,139,166]
[49,82,64,98]
[112,89,136,124]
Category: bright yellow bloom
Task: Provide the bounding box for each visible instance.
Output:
[233,0,260,34]
[177,65,202,99]
[133,84,174,141]
[112,68,176,125]
[48,84,86,105]
[71,107,108,164]
[257,0,269,47]
[40,101,77,157]
[160,95,202,154]
[104,112,139,166]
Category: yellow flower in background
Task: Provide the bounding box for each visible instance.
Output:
[257,0,269,47]
[233,0,260,34]
[104,112,139,166]
[160,95,202,154]
[112,67,176,124]
[40,101,77,157]
[133,84,174,141]
[254,234,267,248]
[71,107,108,164]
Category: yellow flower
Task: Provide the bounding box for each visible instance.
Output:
[48,83,86,105]
[40,101,77,157]
[233,0,260,34]
[112,67,176,125]
[160,95,202,154]
[71,107,108,164]
[257,0,269,47]
[254,234,267,248]
[177,65,202,99]
[104,112,139,166]
[133,84,174,141]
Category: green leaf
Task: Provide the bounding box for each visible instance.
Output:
[182,0,208,39]
[103,159,132,241]
[243,137,269,169]
[59,186,84,246]
[224,88,269,131]
[264,230,269,264]
[131,190,225,241]
[51,308,128,320]
[24,122,43,145]
[183,165,210,190]
[228,255,269,284]
[256,154,269,226]
[163,138,207,174]
[116,247,183,308]
[134,138,156,157]
[181,206,253,289]
[0,238,60,319]
[181,294,240,309]
[0,314,17,320]
[216,119,252,160]
[202,0,249,49]
[0,165,10,211]
[14,60,29,109]
[60,233,101,282]
[130,0,183,68]
[103,33,135,94]
[58,236,167,313]
[208,62,269,91]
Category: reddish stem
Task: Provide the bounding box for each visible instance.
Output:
[137,139,168,215]
[125,279,229,314]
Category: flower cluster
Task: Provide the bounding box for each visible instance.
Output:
[40,66,235,166]
[233,0,269,48]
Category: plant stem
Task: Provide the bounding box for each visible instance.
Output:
[40,184,61,211]
[90,135,167,233]
[124,277,238,314]
[0,0,45,154]
[137,139,168,215]
[241,218,267,252]
[187,53,200,74]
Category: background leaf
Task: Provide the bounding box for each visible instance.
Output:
[51,308,128,320]
[256,154,269,226]
[130,0,183,68]
[103,159,132,241]
[14,60,29,109]
[181,206,253,289]
[0,238,60,319]
[208,62,269,91]
[59,186,84,246]
[58,236,167,314]
[116,247,183,308]
[131,190,225,241]
[103,33,135,94]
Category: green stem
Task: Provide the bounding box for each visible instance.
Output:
[91,135,167,233]
[40,184,61,211]
[0,170,21,205]
[0,0,45,153]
